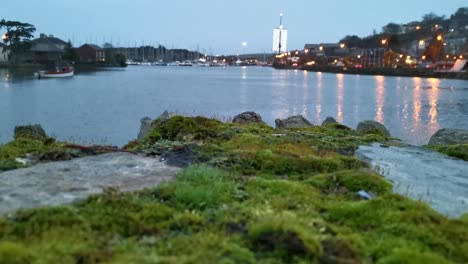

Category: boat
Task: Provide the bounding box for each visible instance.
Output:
[37,66,74,78]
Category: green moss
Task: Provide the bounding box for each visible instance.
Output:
[307,170,393,196]
[1,116,466,263]
[428,144,468,161]
[0,241,31,264]
[161,165,240,210]
[0,137,69,171]
[248,214,322,261]
[377,249,451,264]
[143,115,228,143]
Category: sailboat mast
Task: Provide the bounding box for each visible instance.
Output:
[278,13,283,54]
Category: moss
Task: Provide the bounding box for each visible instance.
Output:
[1,115,466,263]
[0,241,31,264]
[0,137,69,171]
[143,115,228,143]
[428,144,468,161]
[376,249,451,264]
[162,165,240,210]
[248,214,322,261]
[307,170,393,196]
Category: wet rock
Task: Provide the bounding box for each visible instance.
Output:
[0,153,181,214]
[322,117,338,126]
[14,124,47,140]
[232,111,265,125]
[137,117,153,140]
[137,110,171,140]
[428,128,468,145]
[355,143,468,217]
[161,145,198,168]
[356,120,390,137]
[275,115,313,129]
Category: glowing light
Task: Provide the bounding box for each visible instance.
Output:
[436,35,443,41]
[340,43,345,48]
[241,42,247,47]
[381,39,387,45]
[319,46,323,51]
[419,40,425,46]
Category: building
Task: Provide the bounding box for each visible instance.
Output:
[304,43,350,58]
[77,44,105,62]
[30,33,68,63]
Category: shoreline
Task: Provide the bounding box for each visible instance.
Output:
[275,64,468,80]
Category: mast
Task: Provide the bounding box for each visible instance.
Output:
[278,13,283,54]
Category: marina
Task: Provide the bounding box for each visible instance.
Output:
[1,66,466,146]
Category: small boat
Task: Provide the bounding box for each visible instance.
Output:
[38,66,74,78]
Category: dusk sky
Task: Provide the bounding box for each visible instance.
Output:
[2,0,464,54]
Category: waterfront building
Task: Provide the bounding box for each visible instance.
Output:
[30,33,67,63]
[77,44,105,62]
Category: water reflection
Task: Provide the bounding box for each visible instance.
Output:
[375,75,385,123]
[240,66,248,109]
[302,70,309,117]
[316,72,322,122]
[427,78,440,131]
[0,67,465,146]
[336,74,344,123]
[412,77,422,127]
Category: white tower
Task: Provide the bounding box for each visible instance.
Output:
[272,13,287,53]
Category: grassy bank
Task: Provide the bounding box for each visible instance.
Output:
[0,116,467,263]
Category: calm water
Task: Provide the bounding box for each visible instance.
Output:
[1,66,467,146]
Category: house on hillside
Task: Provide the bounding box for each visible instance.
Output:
[77,44,105,62]
[30,33,68,63]
[304,43,350,58]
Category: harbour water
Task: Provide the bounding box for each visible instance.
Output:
[1,66,467,146]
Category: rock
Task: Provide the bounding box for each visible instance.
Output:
[322,117,338,126]
[356,120,390,137]
[232,111,265,125]
[0,152,181,214]
[14,124,47,140]
[355,143,468,217]
[157,110,170,121]
[137,111,171,141]
[275,115,313,129]
[428,128,468,145]
[137,117,153,140]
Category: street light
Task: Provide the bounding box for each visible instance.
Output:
[340,43,345,48]
[319,45,323,51]
[436,35,443,41]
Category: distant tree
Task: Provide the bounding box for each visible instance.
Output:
[114,53,127,67]
[340,35,363,48]
[423,35,445,62]
[62,40,78,62]
[450,7,468,27]
[383,50,398,67]
[387,35,401,52]
[103,42,113,49]
[0,19,36,61]
[0,19,36,53]
[382,23,401,35]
